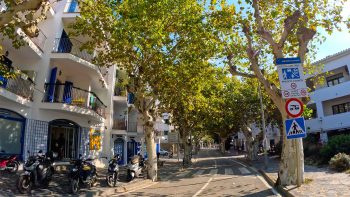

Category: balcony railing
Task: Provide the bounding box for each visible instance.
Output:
[113,119,127,130]
[30,29,47,52]
[52,37,95,63]
[43,83,106,117]
[0,74,34,101]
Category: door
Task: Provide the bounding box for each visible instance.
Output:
[49,126,78,160]
[127,140,136,163]
[114,138,124,165]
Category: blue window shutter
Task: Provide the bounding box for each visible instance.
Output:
[127,93,135,104]
[47,67,58,102]
[0,75,8,88]
[68,0,78,12]
[63,81,73,104]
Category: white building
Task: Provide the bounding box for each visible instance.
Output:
[0,0,144,166]
[305,48,350,143]
[234,123,281,150]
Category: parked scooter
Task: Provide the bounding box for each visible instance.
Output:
[17,150,55,194]
[0,150,19,173]
[106,154,121,187]
[126,155,146,182]
[68,155,97,194]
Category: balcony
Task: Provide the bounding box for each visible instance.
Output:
[306,112,350,133]
[29,29,47,53]
[113,119,127,130]
[51,38,107,89]
[1,28,47,59]
[0,73,34,106]
[310,80,350,102]
[42,83,106,120]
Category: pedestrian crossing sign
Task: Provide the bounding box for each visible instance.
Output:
[285,117,306,139]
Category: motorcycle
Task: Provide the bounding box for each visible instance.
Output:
[17,150,55,194]
[126,155,147,182]
[106,154,121,187]
[68,155,97,194]
[0,150,19,173]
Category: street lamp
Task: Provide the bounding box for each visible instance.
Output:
[258,82,268,169]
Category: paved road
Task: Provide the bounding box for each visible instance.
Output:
[113,150,280,197]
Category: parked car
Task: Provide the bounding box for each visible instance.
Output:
[159,149,168,156]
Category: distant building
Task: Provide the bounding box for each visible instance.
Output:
[233,123,281,151]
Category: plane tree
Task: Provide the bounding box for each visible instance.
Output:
[209,0,349,185]
[72,0,218,180]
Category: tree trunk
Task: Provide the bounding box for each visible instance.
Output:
[180,132,192,166]
[143,112,157,182]
[220,137,227,154]
[242,126,257,161]
[277,114,304,186]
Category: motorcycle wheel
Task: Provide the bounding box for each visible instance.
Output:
[91,174,97,187]
[127,171,135,182]
[70,179,79,194]
[17,176,32,194]
[43,169,53,188]
[7,162,19,173]
[106,174,115,187]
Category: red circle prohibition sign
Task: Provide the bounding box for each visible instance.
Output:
[285,98,304,118]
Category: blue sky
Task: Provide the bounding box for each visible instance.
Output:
[315,1,350,61]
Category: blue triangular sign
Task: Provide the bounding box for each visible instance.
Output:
[285,117,306,139]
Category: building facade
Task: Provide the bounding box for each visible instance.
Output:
[0,1,126,166]
[305,48,350,143]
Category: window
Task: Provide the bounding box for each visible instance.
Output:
[332,102,350,115]
[327,73,344,87]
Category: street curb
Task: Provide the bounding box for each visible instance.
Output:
[86,179,152,197]
[238,159,294,197]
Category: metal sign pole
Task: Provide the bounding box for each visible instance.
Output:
[296,138,302,186]
[258,83,268,169]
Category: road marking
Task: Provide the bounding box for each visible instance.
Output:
[209,169,218,175]
[229,158,281,196]
[213,176,233,180]
[194,169,205,176]
[192,177,213,197]
[112,182,158,196]
[238,167,250,174]
[225,168,233,175]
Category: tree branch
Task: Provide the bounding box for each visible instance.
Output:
[252,0,283,58]
[242,23,284,112]
[278,10,301,49]
[227,54,256,78]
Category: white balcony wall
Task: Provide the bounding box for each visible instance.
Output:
[306,112,350,132]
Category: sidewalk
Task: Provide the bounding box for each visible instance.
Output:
[0,159,183,197]
[236,152,350,197]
